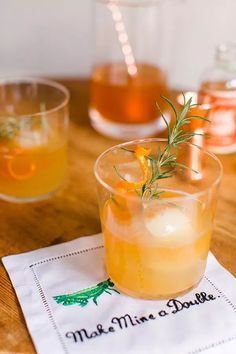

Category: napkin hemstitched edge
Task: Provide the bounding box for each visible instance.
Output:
[29,244,104,354]
[204,276,236,313]
[186,334,236,354]
[29,245,104,268]
[30,265,69,354]
[29,245,236,354]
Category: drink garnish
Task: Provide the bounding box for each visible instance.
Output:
[0,103,48,180]
[0,102,48,140]
[114,145,151,191]
[6,148,36,181]
[114,95,208,199]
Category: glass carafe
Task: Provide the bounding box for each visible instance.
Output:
[89,0,170,140]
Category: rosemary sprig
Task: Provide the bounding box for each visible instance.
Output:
[0,117,19,139]
[0,102,48,140]
[116,94,208,199]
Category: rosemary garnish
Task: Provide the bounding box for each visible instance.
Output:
[115,95,208,199]
[0,102,48,140]
[0,117,19,139]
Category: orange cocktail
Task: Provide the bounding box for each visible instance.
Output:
[95,139,222,299]
[0,78,69,202]
[102,190,212,298]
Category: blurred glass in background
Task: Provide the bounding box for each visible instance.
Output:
[89,0,170,140]
[199,43,236,154]
[0,78,69,202]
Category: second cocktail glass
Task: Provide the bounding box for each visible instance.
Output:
[0,77,69,202]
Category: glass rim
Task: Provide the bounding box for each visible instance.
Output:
[94,138,223,201]
[0,76,70,119]
[95,0,162,8]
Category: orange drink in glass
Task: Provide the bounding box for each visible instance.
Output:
[95,139,222,299]
[0,78,69,202]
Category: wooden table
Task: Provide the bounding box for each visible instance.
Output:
[0,80,235,353]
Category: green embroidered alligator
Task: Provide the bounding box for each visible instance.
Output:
[53,278,119,307]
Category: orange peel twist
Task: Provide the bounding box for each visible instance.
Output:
[116,145,151,191]
[6,148,36,181]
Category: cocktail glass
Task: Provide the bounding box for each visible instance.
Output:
[94,139,222,299]
[0,77,69,202]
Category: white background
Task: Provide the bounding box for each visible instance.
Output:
[0,0,236,89]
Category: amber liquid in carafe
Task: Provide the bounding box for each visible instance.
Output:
[90,62,169,124]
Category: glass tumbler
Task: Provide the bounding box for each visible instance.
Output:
[0,77,69,202]
[94,139,222,299]
[90,0,170,140]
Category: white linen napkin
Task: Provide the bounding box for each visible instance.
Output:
[2,233,236,354]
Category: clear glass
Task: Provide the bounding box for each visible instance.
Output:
[0,77,69,202]
[94,139,222,299]
[176,91,211,150]
[199,43,236,154]
[89,0,170,140]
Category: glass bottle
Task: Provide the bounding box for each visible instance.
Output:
[200,43,236,154]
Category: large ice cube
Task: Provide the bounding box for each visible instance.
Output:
[17,131,46,147]
[116,160,143,183]
[145,206,197,246]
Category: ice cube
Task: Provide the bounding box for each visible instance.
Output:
[145,206,197,246]
[17,131,48,148]
[116,160,142,182]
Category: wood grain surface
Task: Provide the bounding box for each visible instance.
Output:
[0,80,235,353]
